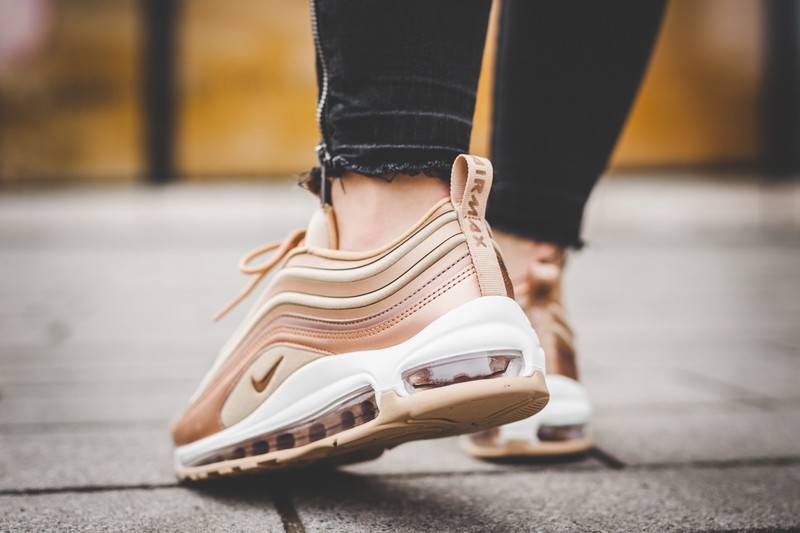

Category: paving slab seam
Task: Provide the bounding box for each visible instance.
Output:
[271,489,306,533]
[620,455,800,472]
[734,397,800,411]
[588,446,626,469]
[0,482,178,497]
[695,522,800,533]
[0,420,169,435]
[366,455,800,479]
[592,401,776,417]
[348,464,607,481]
[677,368,778,402]
[2,455,799,497]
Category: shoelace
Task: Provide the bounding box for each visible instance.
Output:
[213,228,306,321]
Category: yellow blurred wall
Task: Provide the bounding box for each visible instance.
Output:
[610,0,764,167]
[0,0,767,183]
[0,0,142,183]
[177,0,318,178]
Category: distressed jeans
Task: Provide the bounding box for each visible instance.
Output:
[310,0,665,247]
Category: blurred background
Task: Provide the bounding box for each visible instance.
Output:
[1,0,798,184]
[1,2,799,530]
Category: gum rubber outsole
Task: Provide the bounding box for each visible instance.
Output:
[459,433,593,459]
[175,372,548,481]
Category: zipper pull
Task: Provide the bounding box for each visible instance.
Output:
[316,143,332,206]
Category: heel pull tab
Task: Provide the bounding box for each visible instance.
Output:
[450,154,505,296]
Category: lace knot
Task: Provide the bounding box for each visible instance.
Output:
[213,229,306,321]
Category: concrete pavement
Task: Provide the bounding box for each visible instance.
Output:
[1,174,798,532]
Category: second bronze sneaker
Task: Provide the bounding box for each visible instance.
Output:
[461,246,593,458]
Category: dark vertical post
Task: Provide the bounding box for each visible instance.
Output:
[141,0,179,183]
[762,0,800,178]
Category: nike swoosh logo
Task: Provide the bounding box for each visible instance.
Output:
[251,356,283,393]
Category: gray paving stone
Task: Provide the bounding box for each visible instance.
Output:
[0,430,175,491]
[684,357,800,401]
[0,308,234,349]
[565,245,800,342]
[0,250,257,349]
[578,335,798,368]
[0,429,598,492]
[0,487,284,533]
[0,395,185,426]
[341,437,603,477]
[0,182,314,251]
[580,365,763,411]
[0,363,204,386]
[583,175,800,239]
[0,343,212,367]
[592,406,800,464]
[0,178,798,531]
[0,380,196,401]
[293,465,800,532]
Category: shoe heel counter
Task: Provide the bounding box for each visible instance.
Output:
[449,154,511,298]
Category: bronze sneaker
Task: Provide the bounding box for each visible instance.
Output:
[461,246,593,458]
[171,154,549,480]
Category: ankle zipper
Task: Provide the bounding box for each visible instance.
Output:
[315,142,331,206]
[310,0,332,205]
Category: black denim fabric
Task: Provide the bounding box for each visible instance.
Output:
[311,0,492,183]
[488,0,666,247]
[310,0,664,247]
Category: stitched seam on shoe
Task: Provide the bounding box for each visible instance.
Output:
[186,253,471,420]
[273,266,476,340]
[205,265,474,418]
[282,252,471,327]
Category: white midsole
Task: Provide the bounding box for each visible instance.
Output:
[175,295,544,467]
[497,375,592,444]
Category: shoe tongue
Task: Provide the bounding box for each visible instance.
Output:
[304,204,339,250]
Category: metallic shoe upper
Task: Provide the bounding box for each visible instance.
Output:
[516,248,578,379]
[171,154,511,447]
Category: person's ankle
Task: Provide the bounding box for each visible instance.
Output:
[493,230,577,379]
[331,171,450,252]
[493,230,565,287]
